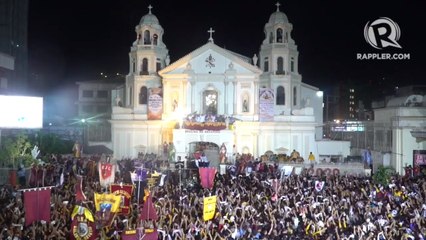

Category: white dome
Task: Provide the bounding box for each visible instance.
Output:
[140,13,159,25]
[268,11,289,24]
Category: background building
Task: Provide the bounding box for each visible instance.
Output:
[0,0,29,94]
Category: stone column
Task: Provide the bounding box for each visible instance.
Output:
[232,81,237,115]
[254,82,259,114]
[224,81,229,115]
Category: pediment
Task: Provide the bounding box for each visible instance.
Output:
[159,42,262,76]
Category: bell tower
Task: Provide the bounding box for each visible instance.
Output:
[125,5,169,114]
[259,2,302,116]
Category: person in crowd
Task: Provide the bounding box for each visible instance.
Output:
[0,152,425,240]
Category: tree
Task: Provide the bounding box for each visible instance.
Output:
[373,165,395,186]
[0,134,32,168]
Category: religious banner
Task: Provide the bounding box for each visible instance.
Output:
[110,184,134,215]
[199,167,217,189]
[141,228,159,240]
[70,205,96,240]
[98,163,115,188]
[148,87,163,120]
[140,194,158,221]
[94,193,121,226]
[259,88,274,122]
[121,229,138,240]
[23,187,51,226]
[203,195,217,221]
[75,175,87,202]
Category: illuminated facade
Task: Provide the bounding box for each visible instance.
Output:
[110,4,324,162]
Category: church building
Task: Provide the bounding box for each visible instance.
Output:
[110,3,324,163]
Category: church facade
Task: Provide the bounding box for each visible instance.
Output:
[110,4,324,162]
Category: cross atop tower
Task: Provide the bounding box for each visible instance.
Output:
[208,27,215,43]
[275,2,281,12]
[148,5,153,14]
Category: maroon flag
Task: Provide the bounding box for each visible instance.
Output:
[24,187,51,226]
[140,194,158,221]
[75,175,87,202]
[199,167,217,189]
[110,184,134,215]
[121,229,138,240]
[141,228,158,240]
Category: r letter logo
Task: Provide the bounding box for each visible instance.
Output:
[364,17,401,49]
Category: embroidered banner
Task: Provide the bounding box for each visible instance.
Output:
[110,184,134,215]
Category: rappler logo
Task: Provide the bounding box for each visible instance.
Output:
[364,17,401,49]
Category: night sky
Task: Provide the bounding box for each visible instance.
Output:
[28,0,423,115]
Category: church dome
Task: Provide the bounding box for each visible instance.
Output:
[140,13,159,25]
[268,10,288,24]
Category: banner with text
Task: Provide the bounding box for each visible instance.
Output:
[148,87,163,120]
[259,88,274,122]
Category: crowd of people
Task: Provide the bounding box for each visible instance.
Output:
[0,152,425,240]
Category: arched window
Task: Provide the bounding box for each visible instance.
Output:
[269,32,273,43]
[276,28,283,43]
[293,86,297,106]
[139,86,148,104]
[141,58,148,75]
[276,57,284,75]
[264,57,269,72]
[153,34,158,45]
[156,58,161,72]
[276,86,285,105]
[143,30,151,44]
[132,58,136,73]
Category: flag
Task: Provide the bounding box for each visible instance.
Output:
[315,181,325,192]
[141,228,158,240]
[70,205,97,240]
[110,184,134,215]
[130,168,147,184]
[140,194,158,221]
[94,193,121,213]
[121,229,138,240]
[94,193,121,227]
[99,163,115,188]
[75,175,87,202]
[203,195,217,221]
[24,187,51,226]
[159,174,167,187]
[199,167,217,189]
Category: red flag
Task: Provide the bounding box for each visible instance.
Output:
[140,194,158,221]
[75,175,87,202]
[110,184,134,215]
[24,187,51,226]
[199,167,217,189]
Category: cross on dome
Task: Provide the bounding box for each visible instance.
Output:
[276,2,281,12]
[208,27,215,43]
[148,5,153,14]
